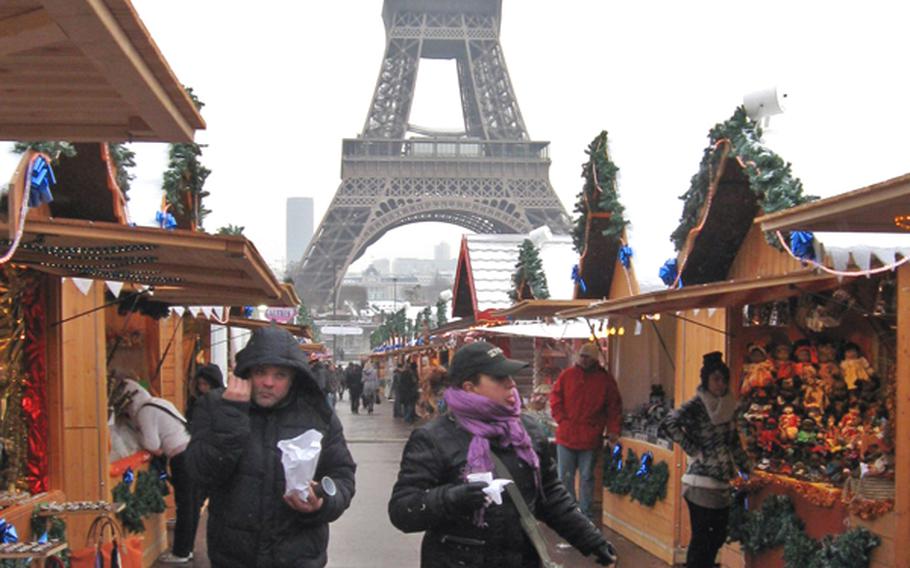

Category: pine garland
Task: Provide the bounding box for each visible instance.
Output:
[602,448,669,507]
[670,106,817,251]
[108,143,136,198]
[162,87,211,230]
[12,142,76,161]
[572,131,628,253]
[729,494,880,567]
[112,463,169,534]
[435,298,448,328]
[509,239,550,302]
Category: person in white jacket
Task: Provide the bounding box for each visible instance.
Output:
[121,379,196,564]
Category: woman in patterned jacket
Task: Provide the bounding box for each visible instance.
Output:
[661,352,752,568]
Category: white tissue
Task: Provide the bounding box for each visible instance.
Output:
[277,429,323,501]
[466,471,514,506]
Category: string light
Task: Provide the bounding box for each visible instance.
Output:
[894,215,910,231]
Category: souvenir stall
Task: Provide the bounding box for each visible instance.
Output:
[564,158,907,566]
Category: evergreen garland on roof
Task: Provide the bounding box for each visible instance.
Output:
[108,143,136,198]
[509,239,549,302]
[12,141,76,161]
[670,106,817,251]
[162,87,211,230]
[572,131,628,253]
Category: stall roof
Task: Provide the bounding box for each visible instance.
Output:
[758,172,910,234]
[0,217,290,306]
[481,320,592,340]
[493,299,591,320]
[558,271,838,320]
[0,0,205,142]
[226,316,312,340]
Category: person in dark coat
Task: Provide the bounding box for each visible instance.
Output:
[388,342,617,568]
[185,326,356,568]
[186,363,224,423]
[398,361,419,424]
[345,362,364,414]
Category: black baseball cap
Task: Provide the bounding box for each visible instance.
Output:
[449,341,528,381]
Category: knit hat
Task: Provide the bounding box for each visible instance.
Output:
[579,342,600,359]
[194,363,224,390]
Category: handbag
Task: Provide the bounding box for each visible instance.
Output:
[490,453,563,568]
[69,514,137,568]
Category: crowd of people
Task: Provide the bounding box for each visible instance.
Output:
[108,326,766,567]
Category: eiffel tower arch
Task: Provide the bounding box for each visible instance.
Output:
[295,0,570,309]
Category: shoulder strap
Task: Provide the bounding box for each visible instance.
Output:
[490,453,563,568]
[140,402,188,427]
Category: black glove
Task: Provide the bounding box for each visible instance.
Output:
[593,542,617,566]
[442,482,488,515]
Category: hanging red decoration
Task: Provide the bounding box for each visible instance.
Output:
[21,274,48,493]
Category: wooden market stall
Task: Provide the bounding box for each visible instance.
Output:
[562,162,908,567]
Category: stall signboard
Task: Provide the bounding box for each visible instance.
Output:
[321,326,364,336]
[265,307,297,324]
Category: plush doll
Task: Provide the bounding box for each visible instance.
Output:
[796,418,818,446]
[779,405,801,441]
[817,343,841,394]
[841,342,875,390]
[757,416,780,454]
[801,367,828,413]
[839,407,862,447]
[771,342,793,382]
[740,343,775,398]
[824,415,844,454]
[828,375,851,419]
[792,340,818,381]
[776,374,802,407]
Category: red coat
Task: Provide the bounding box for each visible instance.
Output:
[550,364,623,450]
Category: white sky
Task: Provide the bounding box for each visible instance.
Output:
[3,1,910,286]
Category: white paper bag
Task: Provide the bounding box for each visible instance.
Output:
[277,429,323,501]
[466,471,513,506]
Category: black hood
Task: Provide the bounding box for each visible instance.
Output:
[234,325,316,389]
[195,363,224,390]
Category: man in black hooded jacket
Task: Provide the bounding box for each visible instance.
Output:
[185,326,356,568]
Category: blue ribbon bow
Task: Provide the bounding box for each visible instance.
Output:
[123,467,135,486]
[159,469,169,481]
[611,443,623,472]
[0,519,18,544]
[155,210,178,230]
[659,258,679,287]
[243,306,255,318]
[571,264,587,293]
[28,155,56,207]
[618,245,633,269]
[635,451,654,478]
[790,231,815,261]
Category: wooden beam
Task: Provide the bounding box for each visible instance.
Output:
[895,263,910,566]
[0,9,66,57]
[38,0,196,142]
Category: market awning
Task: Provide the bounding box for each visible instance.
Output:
[0,0,205,142]
[481,320,593,340]
[0,217,289,306]
[493,299,592,320]
[758,172,910,234]
[558,271,839,319]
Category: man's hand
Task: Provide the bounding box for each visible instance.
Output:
[223,372,251,403]
[593,542,618,566]
[284,481,324,513]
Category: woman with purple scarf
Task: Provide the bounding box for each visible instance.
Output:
[389,342,617,567]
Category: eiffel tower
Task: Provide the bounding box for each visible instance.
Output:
[295,0,570,309]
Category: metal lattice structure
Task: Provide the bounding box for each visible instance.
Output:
[294,0,570,309]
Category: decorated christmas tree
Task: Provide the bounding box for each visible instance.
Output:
[572,131,627,253]
[510,239,550,302]
[162,87,211,231]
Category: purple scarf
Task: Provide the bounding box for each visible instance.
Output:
[443,387,541,485]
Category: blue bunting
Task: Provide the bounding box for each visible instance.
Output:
[790,231,815,261]
[611,443,623,472]
[123,467,135,486]
[571,264,587,293]
[0,519,18,544]
[618,245,633,269]
[27,155,56,207]
[635,451,653,478]
[155,210,178,230]
[659,258,679,287]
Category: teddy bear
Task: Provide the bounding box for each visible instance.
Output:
[841,342,875,391]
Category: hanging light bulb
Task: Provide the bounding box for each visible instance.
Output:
[617,327,625,336]
[608,326,616,335]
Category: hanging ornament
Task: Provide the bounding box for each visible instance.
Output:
[635,452,654,478]
[872,280,887,317]
[27,155,55,207]
[790,231,815,261]
[769,302,780,327]
[571,264,587,293]
[612,443,623,472]
[659,258,678,287]
[618,245,633,269]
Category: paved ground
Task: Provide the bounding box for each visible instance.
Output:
[157,394,668,567]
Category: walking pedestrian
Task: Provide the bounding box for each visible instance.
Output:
[391,361,403,418]
[362,360,379,415]
[660,352,752,568]
[184,326,356,567]
[398,361,419,424]
[388,341,617,567]
[550,342,622,519]
[326,362,341,408]
[345,361,363,414]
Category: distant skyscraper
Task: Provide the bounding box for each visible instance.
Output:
[286,197,314,269]
[434,241,451,263]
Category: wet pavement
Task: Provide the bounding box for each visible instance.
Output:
[158,394,668,567]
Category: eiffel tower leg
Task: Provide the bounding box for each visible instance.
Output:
[464,39,529,140]
[362,36,423,139]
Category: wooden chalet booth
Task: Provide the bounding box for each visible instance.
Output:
[563,164,908,567]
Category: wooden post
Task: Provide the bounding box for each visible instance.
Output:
[895,264,910,566]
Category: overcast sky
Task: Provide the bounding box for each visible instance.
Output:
[4,1,910,287]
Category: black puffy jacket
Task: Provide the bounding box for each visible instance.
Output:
[389,413,607,568]
[185,326,356,568]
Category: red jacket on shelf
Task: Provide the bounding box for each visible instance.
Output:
[550,364,623,450]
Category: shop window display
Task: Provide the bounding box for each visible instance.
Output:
[622,385,673,449]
